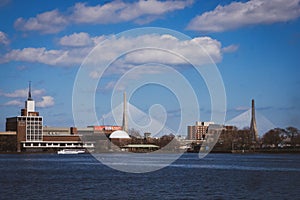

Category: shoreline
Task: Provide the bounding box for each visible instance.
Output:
[1,149,300,155]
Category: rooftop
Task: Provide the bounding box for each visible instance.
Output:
[123,144,159,148]
[109,130,130,139]
[0,131,16,135]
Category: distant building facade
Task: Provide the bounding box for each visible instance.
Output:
[0,131,17,152]
[187,121,214,140]
[1,85,171,153]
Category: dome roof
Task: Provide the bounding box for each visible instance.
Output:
[109,130,130,139]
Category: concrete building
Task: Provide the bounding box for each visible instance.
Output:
[187,121,215,140]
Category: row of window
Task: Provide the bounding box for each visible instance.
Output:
[18,117,42,121]
[26,122,42,125]
[26,136,42,140]
[26,127,42,130]
[24,143,84,147]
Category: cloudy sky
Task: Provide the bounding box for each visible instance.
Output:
[0,0,299,133]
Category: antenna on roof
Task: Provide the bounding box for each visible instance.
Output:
[28,81,33,100]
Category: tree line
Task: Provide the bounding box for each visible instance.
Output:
[213,126,300,152]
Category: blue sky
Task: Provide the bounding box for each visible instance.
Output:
[0,0,299,134]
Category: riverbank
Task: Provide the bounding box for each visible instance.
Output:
[2,148,300,154]
[212,148,300,154]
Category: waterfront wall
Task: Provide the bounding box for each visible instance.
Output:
[0,134,17,152]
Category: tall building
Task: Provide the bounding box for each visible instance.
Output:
[2,83,100,153]
[6,82,43,152]
[249,99,259,142]
[187,121,214,140]
[122,92,128,133]
[24,81,35,115]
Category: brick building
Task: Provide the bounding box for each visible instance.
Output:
[187,121,214,140]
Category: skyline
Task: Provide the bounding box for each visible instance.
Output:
[0,0,300,133]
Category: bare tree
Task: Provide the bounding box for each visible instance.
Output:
[286,127,299,148]
[128,128,142,138]
[262,128,284,148]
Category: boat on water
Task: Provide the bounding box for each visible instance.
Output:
[57,149,85,154]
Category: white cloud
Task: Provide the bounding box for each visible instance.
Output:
[91,35,107,45]
[36,96,54,108]
[3,96,54,108]
[0,47,89,66]
[59,32,107,47]
[1,88,45,98]
[118,34,222,65]
[14,9,68,34]
[2,89,27,98]
[71,1,192,24]
[1,89,54,108]
[59,32,93,47]
[70,1,127,24]
[14,1,192,34]
[187,0,300,32]
[4,100,23,106]
[87,34,223,79]
[89,71,101,79]
[1,33,224,68]
[0,31,10,46]
[222,44,239,53]
[2,48,65,64]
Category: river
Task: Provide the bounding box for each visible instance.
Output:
[0,153,299,199]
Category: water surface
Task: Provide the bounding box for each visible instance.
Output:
[0,153,299,199]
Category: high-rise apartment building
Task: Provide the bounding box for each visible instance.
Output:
[187,121,214,140]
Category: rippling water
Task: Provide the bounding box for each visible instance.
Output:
[0,153,299,199]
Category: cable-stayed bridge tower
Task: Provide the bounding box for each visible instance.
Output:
[122,92,128,133]
[250,99,259,142]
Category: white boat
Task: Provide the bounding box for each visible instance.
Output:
[57,149,85,154]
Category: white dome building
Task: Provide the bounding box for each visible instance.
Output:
[109,130,130,139]
[109,130,131,148]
